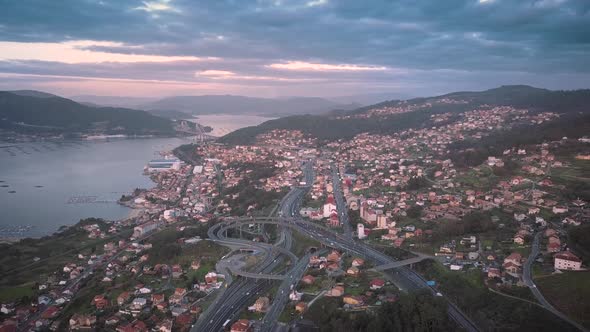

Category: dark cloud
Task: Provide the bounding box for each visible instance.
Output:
[0,0,588,96]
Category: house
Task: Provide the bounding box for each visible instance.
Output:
[131,297,147,310]
[450,264,463,271]
[205,272,218,284]
[513,235,525,245]
[175,313,194,330]
[323,195,337,218]
[289,290,303,301]
[156,319,173,332]
[554,251,582,271]
[343,295,364,307]
[487,267,501,279]
[327,285,344,297]
[346,266,360,277]
[92,295,109,309]
[117,291,131,306]
[151,294,165,306]
[105,316,121,326]
[327,251,342,262]
[302,275,316,285]
[295,302,307,313]
[351,258,365,267]
[230,319,252,332]
[69,314,96,330]
[547,242,561,253]
[370,279,385,290]
[545,228,557,238]
[504,252,522,267]
[252,297,269,313]
[171,265,183,279]
[41,306,60,319]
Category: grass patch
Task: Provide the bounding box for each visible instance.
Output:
[536,271,590,329]
[0,283,35,302]
[415,259,576,331]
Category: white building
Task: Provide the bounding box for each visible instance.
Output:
[357,223,366,239]
[554,251,582,271]
[146,158,182,172]
[323,195,337,218]
[133,221,161,238]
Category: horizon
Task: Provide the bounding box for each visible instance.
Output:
[1,1,589,98]
[5,84,588,104]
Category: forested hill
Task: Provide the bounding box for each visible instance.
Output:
[0,91,177,136]
[220,85,590,145]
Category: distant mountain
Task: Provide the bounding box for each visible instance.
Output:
[141,95,355,116]
[146,108,194,120]
[71,95,158,109]
[328,92,415,105]
[0,91,177,136]
[8,90,59,98]
[220,85,590,145]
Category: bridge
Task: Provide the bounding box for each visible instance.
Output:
[371,254,431,271]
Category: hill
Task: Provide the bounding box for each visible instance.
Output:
[7,90,59,98]
[141,95,356,117]
[0,91,177,136]
[220,85,590,145]
[71,95,158,109]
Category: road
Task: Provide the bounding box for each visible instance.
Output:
[259,252,318,332]
[192,161,314,332]
[193,158,480,332]
[523,232,588,332]
[331,162,353,239]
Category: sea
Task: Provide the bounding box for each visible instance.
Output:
[0,114,271,239]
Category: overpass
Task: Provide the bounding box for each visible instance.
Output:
[371,254,431,271]
[228,266,287,280]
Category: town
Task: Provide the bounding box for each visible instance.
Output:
[0,100,589,332]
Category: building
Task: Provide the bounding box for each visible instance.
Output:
[231,319,252,332]
[376,214,388,228]
[554,251,582,271]
[370,279,385,290]
[323,195,337,218]
[252,297,269,313]
[133,221,161,238]
[146,158,182,172]
[357,223,366,239]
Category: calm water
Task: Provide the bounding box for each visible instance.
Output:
[193,114,273,137]
[0,137,193,238]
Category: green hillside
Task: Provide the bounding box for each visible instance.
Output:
[0,91,176,136]
[220,85,590,145]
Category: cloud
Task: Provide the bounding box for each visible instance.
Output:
[197,70,236,77]
[306,0,329,7]
[0,40,214,64]
[267,61,389,72]
[134,0,179,13]
[0,0,588,97]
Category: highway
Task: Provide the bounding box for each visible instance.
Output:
[331,162,353,239]
[192,161,314,332]
[326,161,479,332]
[523,232,587,332]
[193,158,480,332]
[259,252,317,332]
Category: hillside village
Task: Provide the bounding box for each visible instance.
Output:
[0,97,588,332]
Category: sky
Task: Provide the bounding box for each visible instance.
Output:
[0,0,589,98]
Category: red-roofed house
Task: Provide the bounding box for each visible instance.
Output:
[554,251,582,271]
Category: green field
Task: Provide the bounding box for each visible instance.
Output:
[0,283,35,303]
[415,259,576,331]
[536,271,590,329]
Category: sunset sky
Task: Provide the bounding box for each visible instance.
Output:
[0,0,589,97]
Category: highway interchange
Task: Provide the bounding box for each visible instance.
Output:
[193,160,481,332]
